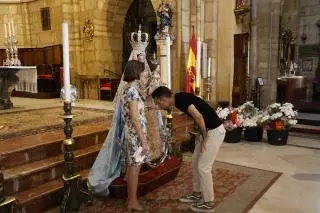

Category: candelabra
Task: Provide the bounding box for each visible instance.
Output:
[60,86,93,213]
[3,36,21,66]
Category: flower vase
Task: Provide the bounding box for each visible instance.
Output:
[244,127,263,142]
[270,120,285,130]
[224,127,242,143]
[267,129,289,145]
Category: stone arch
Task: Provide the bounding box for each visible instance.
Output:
[103,0,158,74]
[122,0,157,71]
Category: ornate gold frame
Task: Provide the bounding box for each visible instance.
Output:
[83,20,94,42]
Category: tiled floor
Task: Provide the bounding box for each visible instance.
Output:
[1,98,320,213]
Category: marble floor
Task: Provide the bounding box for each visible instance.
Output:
[217,143,320,213]
[1,98,320,213]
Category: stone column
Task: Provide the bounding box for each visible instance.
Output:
[180,0,190,91]
[157,38,173,88]
[196,0,201,36]
[175,0,182,91]
[204,0,218,104]
[216,0,234,104]
[250,0,281,106]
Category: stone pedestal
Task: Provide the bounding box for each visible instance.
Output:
[0,67,20,110]
[156,38,173,88]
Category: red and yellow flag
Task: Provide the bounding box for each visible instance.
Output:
[185,32,197,94]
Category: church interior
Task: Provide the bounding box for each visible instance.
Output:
[0,0,320,213]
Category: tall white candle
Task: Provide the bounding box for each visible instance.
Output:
[207,57,211,78]
[11,19,15,36]
[8,22,11,38]
[202,43,208,78]
[4,24,7,38]
[166,36,171,89]
[62,21,71,102]
[196,38,201,87]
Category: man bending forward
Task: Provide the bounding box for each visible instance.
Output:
[152,86,226,213]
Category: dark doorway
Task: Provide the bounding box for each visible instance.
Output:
[123,0,157,72]
[233,33,249,106]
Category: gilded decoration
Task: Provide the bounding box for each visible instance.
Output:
[83,20,94,42]
[234,0,250,24]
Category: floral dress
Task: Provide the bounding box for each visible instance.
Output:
[121,86,149,166]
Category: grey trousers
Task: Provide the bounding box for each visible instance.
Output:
[192,124,226,202]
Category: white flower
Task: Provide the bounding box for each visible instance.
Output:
[261,115,270,123]
[270,103,281,108]
[216,107,230,120]
[288,119,298,125]
[243,117,258,127]
[270,112,283,120]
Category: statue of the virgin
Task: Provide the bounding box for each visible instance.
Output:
[87,26,164,196]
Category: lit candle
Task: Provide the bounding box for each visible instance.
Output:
[207,57,211,78]
[166,36,171,89]
[196,38,201,87]
[8,22,11,38]
[62,21,71,102]
[4,23,7,39]
[11,19,15,36]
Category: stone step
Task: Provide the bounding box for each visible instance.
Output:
[17,134,191,213]
[291,124,320,135]
[4,144,102,196]
[0,121,109,169]
[16,169,90,213]
[3,113,193,213]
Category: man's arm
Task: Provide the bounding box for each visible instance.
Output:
[187,104,207,140]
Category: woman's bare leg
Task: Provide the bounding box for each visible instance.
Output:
[127,165,141,208]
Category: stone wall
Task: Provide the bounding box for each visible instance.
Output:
[0,0,235,102]
[28,0,63,47]
[0,3,31,48]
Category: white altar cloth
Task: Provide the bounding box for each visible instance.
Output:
[0,66,38,93]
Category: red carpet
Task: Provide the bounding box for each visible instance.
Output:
[71,161,281,213]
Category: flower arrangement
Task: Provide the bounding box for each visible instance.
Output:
[238,101,262,128]
[260,102,298,130]
[216,106,243,131]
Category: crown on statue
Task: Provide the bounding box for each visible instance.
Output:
[130,25,149,54]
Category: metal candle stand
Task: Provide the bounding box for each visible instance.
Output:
[60,101,93,213]
[0,160,17,213]
[3,36,21,66]
[166,108,174,154]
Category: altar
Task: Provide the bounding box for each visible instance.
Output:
[0,66,37,109]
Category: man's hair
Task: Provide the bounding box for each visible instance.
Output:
[152,86,173,99]
[123,60,145,82]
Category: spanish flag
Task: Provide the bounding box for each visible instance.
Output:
[185,31,197,94]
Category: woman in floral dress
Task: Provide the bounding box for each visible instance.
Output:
[121,60,149,212]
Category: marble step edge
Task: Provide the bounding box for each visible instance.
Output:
[0,120,110,156]
[4,143,102,181]
[0,114,190,156]
[2,130,108,171]
[291,124,320,135]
